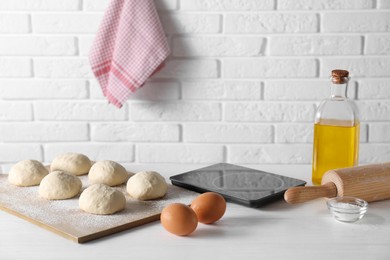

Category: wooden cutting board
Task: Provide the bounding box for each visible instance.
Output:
[0,174,199,243]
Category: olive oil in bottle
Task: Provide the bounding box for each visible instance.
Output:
[312,70,360,185]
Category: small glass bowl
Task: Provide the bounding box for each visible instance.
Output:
[327,196,368,223]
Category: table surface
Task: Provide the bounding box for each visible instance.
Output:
[1,164,389,260]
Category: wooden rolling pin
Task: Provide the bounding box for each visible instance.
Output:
[284,163,390,204]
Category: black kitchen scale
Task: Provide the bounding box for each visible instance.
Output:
[170,163,306,208]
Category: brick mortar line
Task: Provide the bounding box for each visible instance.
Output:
[1,121,388,124]
[3,10,388,14]
[1,100,389,104]
[1,32,389,37]
[0,55,384,59]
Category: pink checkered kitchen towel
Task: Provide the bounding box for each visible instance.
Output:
[89,0,170,108]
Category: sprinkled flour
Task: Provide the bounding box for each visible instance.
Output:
[0,175,199,241]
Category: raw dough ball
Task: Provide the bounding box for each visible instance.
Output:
[79,184,126,215]
[51,153,91,176]
[88,160,129,186]
[8,160,49,187]
[126,171,168,200]
[39,171,82,200]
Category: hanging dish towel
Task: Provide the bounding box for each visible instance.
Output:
[89,0,170,108]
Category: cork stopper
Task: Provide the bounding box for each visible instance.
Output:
[331,69,349,84]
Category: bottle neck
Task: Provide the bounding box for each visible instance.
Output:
[330,81,348,99]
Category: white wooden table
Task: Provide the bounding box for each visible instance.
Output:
[1,164,389,260]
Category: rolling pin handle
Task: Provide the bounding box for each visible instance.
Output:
[284,182,338,204]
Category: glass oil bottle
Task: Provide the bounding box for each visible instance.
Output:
[312,70,360,185]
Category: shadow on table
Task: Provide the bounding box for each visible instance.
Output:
[359,213,386,225]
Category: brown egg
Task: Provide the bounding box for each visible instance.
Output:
[160,203,198,236]
[190,192,226,224]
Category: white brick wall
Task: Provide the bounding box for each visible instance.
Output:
[173,36,266,57]
[34,58,92,78]
[0,36,76,56]
[183,124,273,143]
[269,36,362,56]
[225,102,316,122]
[322,12,390,32]
[225,13,319,33]
[34,101,127,121]
[91,123,180,142]
[0,14,30,33]
[0,0,389,172]
[0,0,81,11]
[0,80,88,99]
[0,58,31,77]
[32,14,101,33]
[0,122,89,142]
[222,59,318,78]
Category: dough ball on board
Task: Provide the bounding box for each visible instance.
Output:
[8,160,49,187]
[126,171,168,201]
[88,160,130,186]
[39,171,82,200]
[79,184,126,215]
[50,153,91,176]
